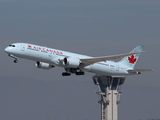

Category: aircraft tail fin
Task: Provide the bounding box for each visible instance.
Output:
[119,46,144,69]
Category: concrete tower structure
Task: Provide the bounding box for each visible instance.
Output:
[93,75,125,120]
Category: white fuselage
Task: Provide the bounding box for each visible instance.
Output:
[4,43,138,76]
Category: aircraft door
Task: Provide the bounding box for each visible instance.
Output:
[116,65,119,71]
[21,45,25,51]
[110,65,115,73]
[48,51,52,57]
[111,68,115,72]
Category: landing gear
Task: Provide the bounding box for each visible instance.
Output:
[62,72,71,76]
[14,59,18,63]
[9,54,18,63]
[62,68,85,76]
[75,71,85,75]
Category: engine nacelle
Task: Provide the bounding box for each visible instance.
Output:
[63,57,80,68]
[36,61,54,70]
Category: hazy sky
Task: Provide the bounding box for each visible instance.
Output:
[0,0,160,120]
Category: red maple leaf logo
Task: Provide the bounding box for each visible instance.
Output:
[28,45,32,48]
[128,55,137,64]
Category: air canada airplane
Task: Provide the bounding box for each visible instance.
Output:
[4,43,153,77]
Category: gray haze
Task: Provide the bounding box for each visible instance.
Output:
[0,0,160,120]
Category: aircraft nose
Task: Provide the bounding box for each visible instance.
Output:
[4,47,9,53]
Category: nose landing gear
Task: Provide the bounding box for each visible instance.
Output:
[14,59,18,63]
[9,54,18,63]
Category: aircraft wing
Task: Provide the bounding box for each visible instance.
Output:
[127,69,155,72]
[80,51,144,67]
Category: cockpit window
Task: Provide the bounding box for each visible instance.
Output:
[9,45,15,47]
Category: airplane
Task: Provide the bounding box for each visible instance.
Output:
[4,43,153,77]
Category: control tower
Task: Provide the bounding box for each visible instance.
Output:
[93,75,125,120]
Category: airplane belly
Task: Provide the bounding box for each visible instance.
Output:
[88,63,112,75]
[87,63,127,76]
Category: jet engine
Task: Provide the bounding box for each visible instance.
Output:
[63,57,80,68]
[36,61,54,70]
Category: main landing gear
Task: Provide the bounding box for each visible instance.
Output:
[75,71,85,75]
[62,72,71,76]
[62,71,85,76]
[9,54,18,63]
[62,68,85,76]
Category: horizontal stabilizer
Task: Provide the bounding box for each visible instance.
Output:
[127,69,155,72]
